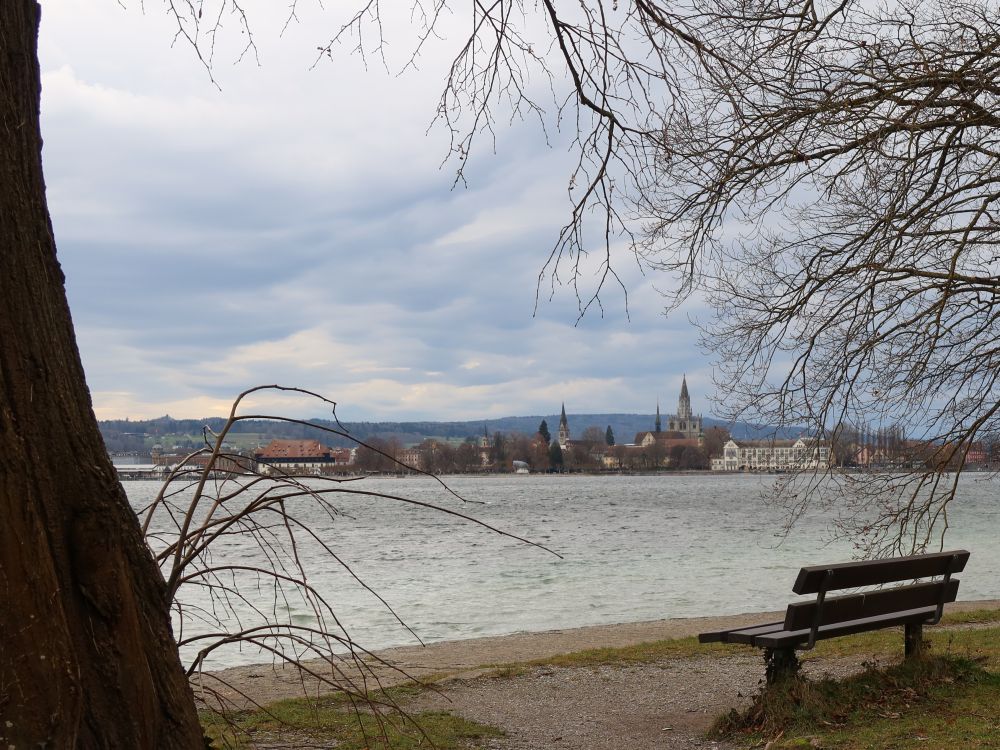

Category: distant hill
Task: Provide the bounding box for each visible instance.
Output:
[98,413,801,452]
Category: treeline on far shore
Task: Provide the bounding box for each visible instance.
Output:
[351,427,733,474]
[98,413,770,455]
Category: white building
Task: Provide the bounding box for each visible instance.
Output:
[714,437,831,472]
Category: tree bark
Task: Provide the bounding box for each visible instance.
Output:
[0,3,205,746]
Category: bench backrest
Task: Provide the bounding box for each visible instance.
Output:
[784,578,960,630]
[785,550,969,634]
[792,550,970,594]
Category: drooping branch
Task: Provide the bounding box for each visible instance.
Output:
[141,385,558,741]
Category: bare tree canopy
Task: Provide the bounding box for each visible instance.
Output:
[156,1,1000,554]
[321,0,1000,553]
[641,0,1000,553]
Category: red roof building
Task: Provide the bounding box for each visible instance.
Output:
[254,439,351,474]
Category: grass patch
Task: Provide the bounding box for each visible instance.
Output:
[714,654,1000,749]
[483,663,531,679]
[796,621,1000,671]
[515,635,732,670]
[708,618,1000,748]
[939,607,1000,626]
[201,691,503,749]
[710,621,1000,750]
[465,608,1000,682]
[511,608,1000,672]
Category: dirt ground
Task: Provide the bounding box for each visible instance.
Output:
[404,652,882,749]
[196,609,789,709]
[201,600,999,749]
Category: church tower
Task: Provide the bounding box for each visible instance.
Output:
[678,375,692,420]
[558,403,570,448]
[668,375,703,440]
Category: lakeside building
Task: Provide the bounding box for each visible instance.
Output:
[110,447,255,479]
[113,465,168,480]
[398,447,422,469]
[109,452,165,479]
[254,439,353,475]
[633,432,702,453]
[151,445,254,475]
[713,437,831,472]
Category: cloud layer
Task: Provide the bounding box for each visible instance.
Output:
[38,3,712,421]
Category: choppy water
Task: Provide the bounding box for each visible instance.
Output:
[128,473,1000,669]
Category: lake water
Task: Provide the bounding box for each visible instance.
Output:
[128,473,1000,669]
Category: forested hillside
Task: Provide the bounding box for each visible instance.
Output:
[99,413,791,452]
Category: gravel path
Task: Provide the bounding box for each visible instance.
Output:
[195,610,791,709]
[199,600,999,749]
[407,655,757,749]
[404,653,880,750]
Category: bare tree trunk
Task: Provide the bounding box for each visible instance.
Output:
[0,3,204,746]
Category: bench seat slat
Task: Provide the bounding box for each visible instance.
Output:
[699,621,784,644]
[753,606,938,648]
[724,622,787,645]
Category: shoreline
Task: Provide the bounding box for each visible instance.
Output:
[196,598,1000,709]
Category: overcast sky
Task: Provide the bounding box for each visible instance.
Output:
[38,2,712,422]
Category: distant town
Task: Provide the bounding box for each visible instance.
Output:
[105,378,997,479]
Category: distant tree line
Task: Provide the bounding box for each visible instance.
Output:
[829,422,1000,470]
[99,413,759,455]
[348,423,732,475]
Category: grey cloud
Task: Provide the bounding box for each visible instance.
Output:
[39,4,713,421]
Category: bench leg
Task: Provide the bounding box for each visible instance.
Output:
[764,647,800,683]
[905,622,924,657]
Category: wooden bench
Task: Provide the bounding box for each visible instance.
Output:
[699,549,970,682]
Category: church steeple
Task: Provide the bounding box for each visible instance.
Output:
[678,375,692,420]
[558,403,570,448]
[655,399,662,433]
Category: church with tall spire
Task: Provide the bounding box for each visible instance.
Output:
[558,403,571,449]
[667,375,703,440]
[634,376,705,448]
